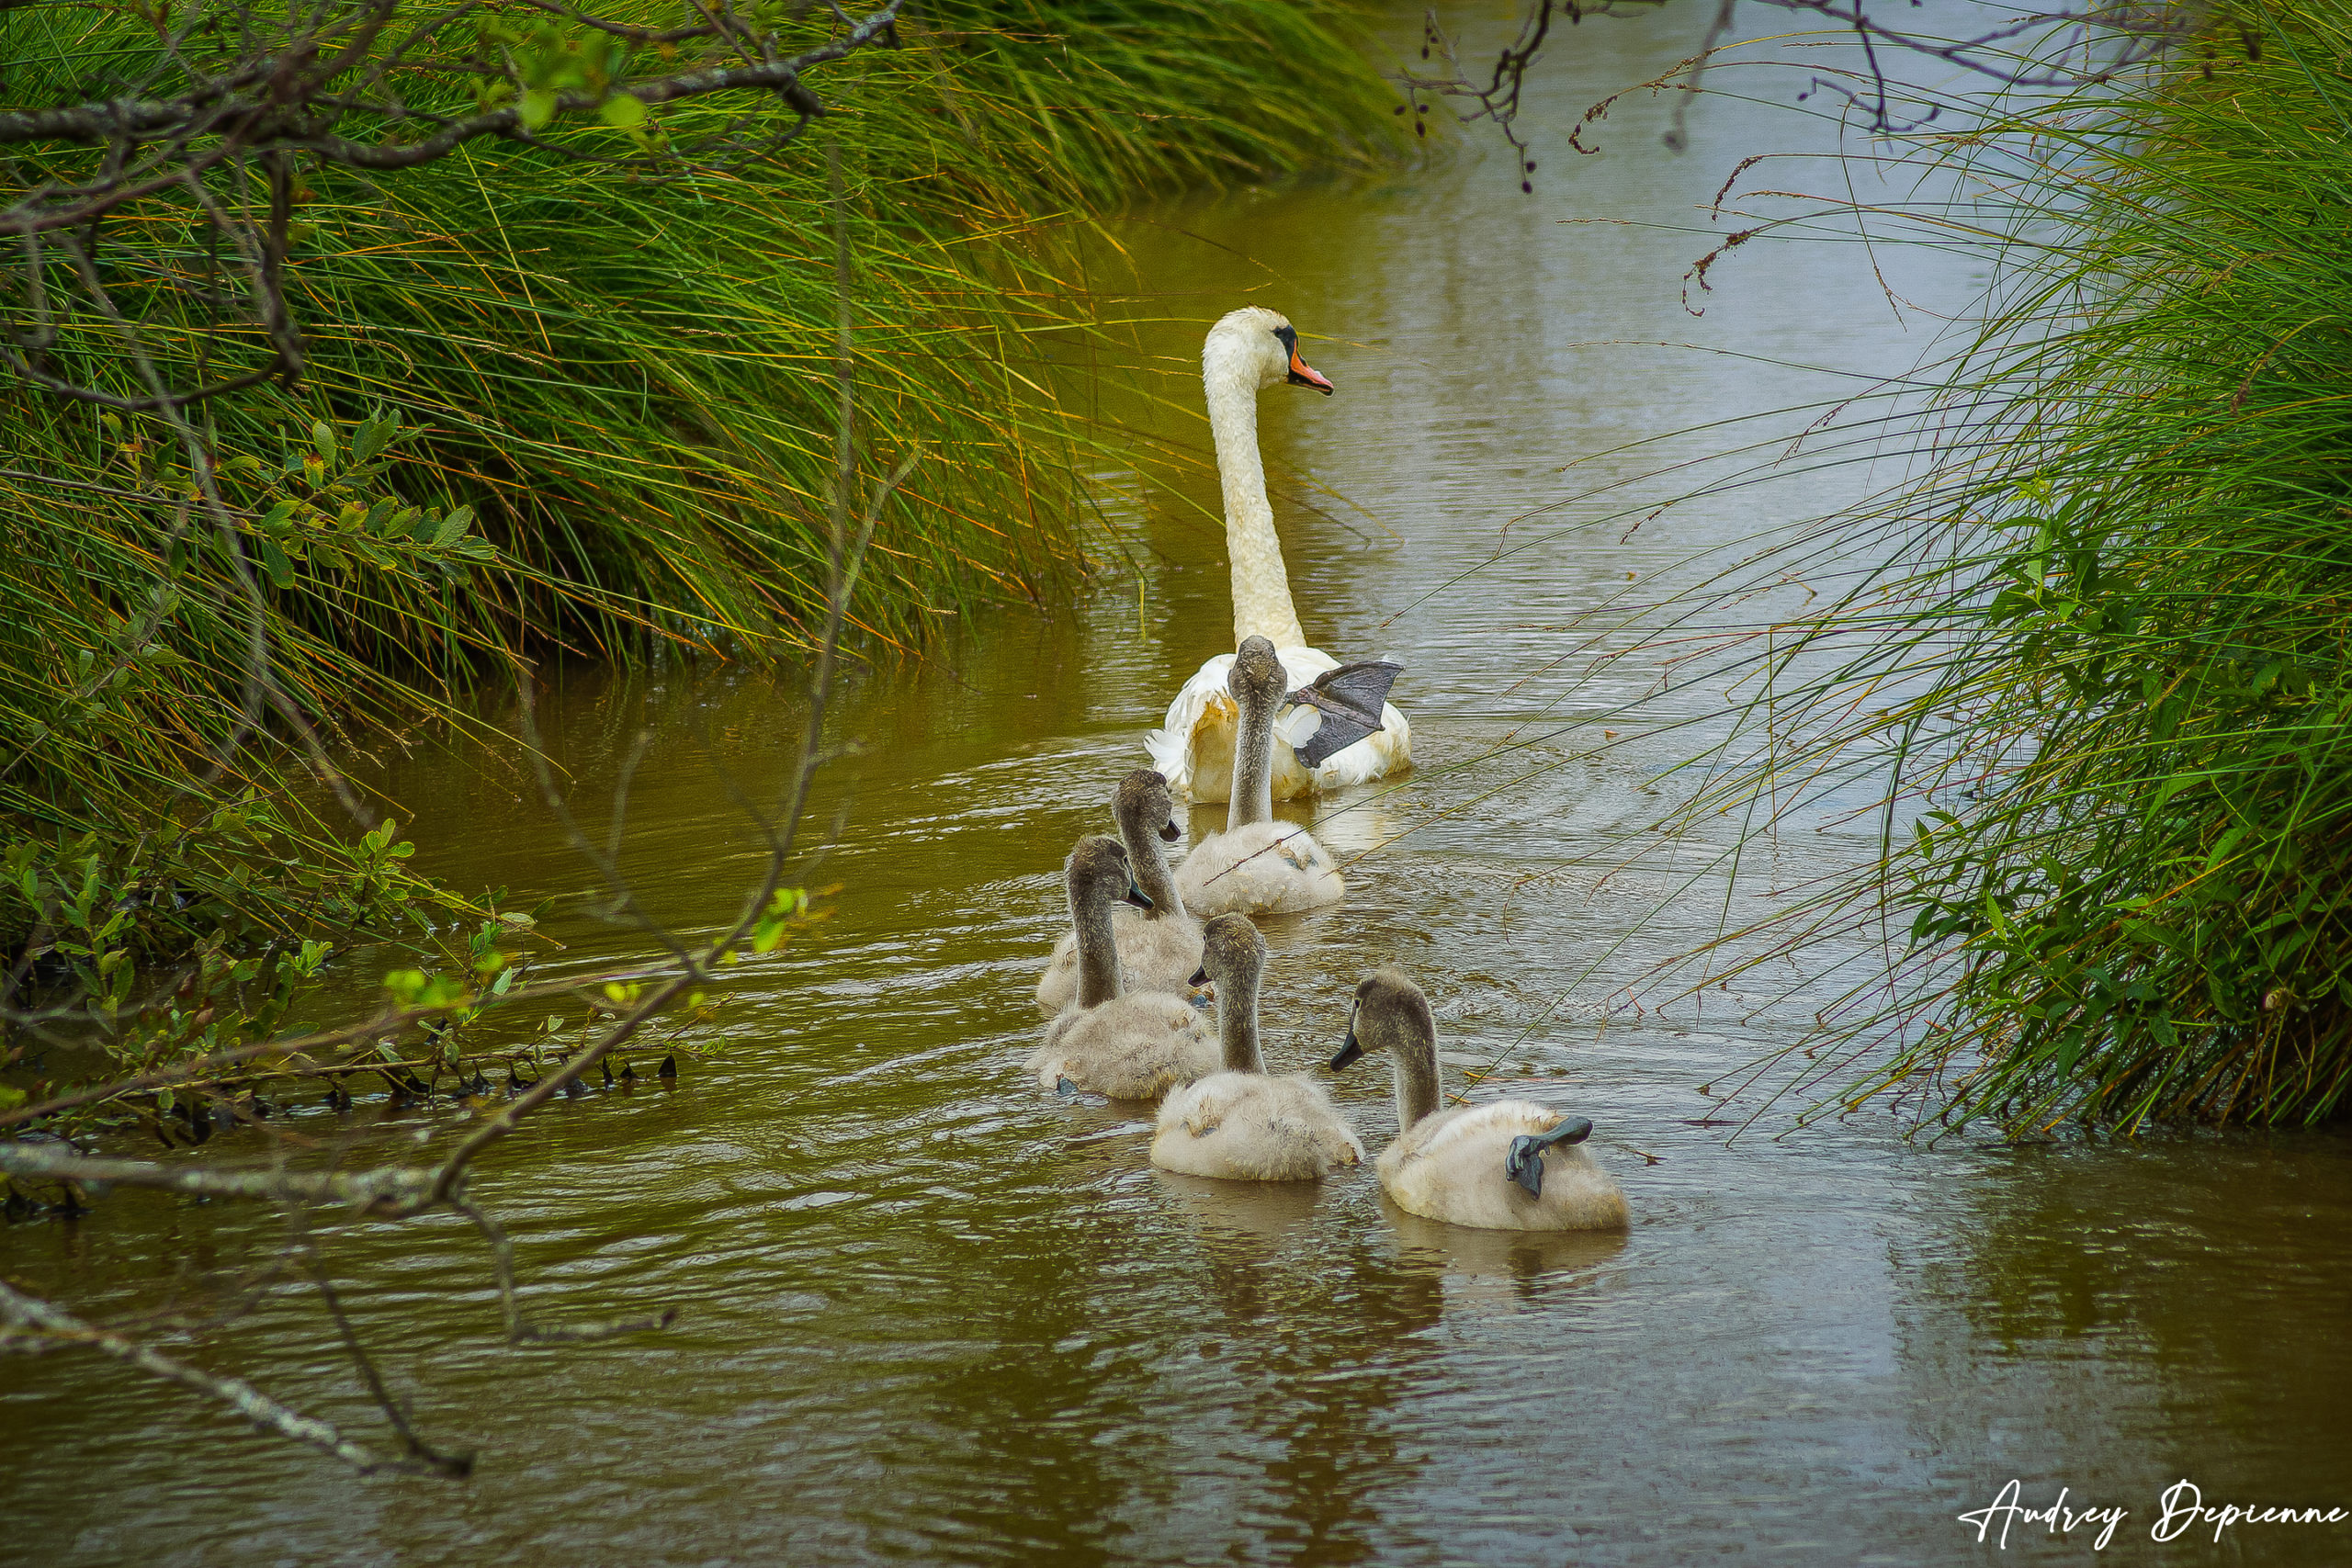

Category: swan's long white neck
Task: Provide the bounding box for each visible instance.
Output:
[1204,348,1307,650]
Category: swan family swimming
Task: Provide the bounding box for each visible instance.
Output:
[1025,306,1627,1235]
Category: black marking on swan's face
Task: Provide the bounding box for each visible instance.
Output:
[1272,322,1334,394]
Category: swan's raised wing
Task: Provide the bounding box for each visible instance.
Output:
[1146,654,1238,796]
[1282,659,1402,768]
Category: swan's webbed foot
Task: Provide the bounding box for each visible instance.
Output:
[1056,1076,1080,1100]
[1283,660,1402,767]
[1504,1116,1594,1197]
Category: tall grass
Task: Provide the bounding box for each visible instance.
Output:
[1623,3,2352,1133]
[4,0,1404,660]
[0,1,1407,1037]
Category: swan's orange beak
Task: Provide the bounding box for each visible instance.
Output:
[1286,347,1333,394]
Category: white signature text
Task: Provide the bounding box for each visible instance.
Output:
[1957,1479,2348,1551]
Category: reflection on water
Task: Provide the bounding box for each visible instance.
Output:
[7,3,2352,1564]
[1384,1197,1628,1302]
[1155,1168,1334,1247]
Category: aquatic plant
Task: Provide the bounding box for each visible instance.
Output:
[1,0,1405,658]
[0,0,1405,1062]
[1606,3,2352,1133]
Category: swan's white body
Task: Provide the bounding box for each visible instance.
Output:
[1148,647,1409,803]
[1027,992,1215,1102]
[1148,912,1363,1181]
[1036,907,1201,1015]
[1025,836,1215,1100]
[1175,820,1343,918]
[1176,637,1345,919]
[1148,308,1410,802]
[1152,1072,1363,1181]
[1037,771,1203,1016]
[1379,1101,1628,1233]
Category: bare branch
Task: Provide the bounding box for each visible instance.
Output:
[1398,0,2190,183]
[2,0,906,412]
[0,1143,435,1213]
[0,1279,435,1474]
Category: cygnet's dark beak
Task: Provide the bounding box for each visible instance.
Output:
[1122,881,1154,910]
[1329,1029,1363,1071]
[1159,818,1182,842]
[1189,964,1210,986]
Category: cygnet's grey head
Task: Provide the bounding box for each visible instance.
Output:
[1114,769,1181,843]
[1204,305,1334,395]
[1066,834,1152,912]
[1194,912,1267,989]
[1329,967,1434,1070]
[1229,636,1288,711]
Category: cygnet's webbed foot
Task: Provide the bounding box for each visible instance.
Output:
[1282,660,1402,767]
[1056,1076,1080,1100]
[1504,1116,1594,1197]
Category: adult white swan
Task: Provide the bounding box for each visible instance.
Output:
[1145,307,1411,803]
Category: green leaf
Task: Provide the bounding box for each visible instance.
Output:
[259,539,296,589]
[353,413,391,464]
[435,504,476,547]
[520,87,559,132]
[598,92,648,130]
[311,420,337,469]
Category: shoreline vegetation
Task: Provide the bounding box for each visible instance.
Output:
[0,1,1406,1117]
[1604,1,2352,1134]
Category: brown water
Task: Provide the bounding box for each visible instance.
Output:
[7,7,2352,1566]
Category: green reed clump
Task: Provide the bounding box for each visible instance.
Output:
[0,404,532,1106]
[0,0,1404,1063]
[1651,3,2352,1132]
[2,1,1404,660]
